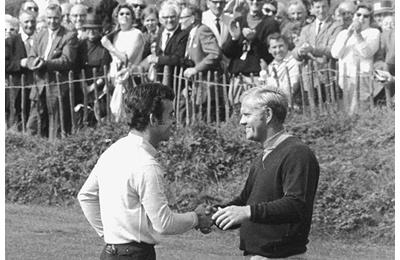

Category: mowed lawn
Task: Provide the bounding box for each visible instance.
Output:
[5,203,394,260]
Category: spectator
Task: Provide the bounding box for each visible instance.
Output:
[287,0,307,26]
[75,14,112,124]
[262,0,277,17]
[261,33,301,107]
[293,0,342,99]
[334,1,356,29]
[331,3,380,114]
[179,4,195,31]
[373,0,394,29]
[381,15,394,31]
[141,6,162,58]
[222,0,280,104]
[60,3,73,29]
[143,1,188,79]
[177,0,188,10]
[126,0,147,30]
[5,15,19,39]
[202,0,233,48]
[70,3,88,39]
[275,1,289,29]
[26,3,78,139]
[5,10,37,129]
[20,0,39,18]
[181,6,221,78]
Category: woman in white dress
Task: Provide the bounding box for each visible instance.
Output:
[331,3,380,115]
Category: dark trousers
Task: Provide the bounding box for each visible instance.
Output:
[100,242,156,260]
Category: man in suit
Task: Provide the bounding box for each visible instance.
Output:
[146,1,189,84]
[5,10,36,129]
[26,3,78,140]
[292,0,342,98]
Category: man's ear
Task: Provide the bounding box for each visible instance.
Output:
[149,113,158,126]
[265,107,273,124]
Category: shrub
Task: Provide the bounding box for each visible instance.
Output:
[5,108,394,244]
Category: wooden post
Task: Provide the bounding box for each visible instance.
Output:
[342,63,348,112]
[56,72,66,138]
[298,65,307,115]
[103,65,111,122]
[285,66,293,109]
[272,67,280,89]
[214,71,220,125]
[21,74,26,133]
[184,76,190,126]
[191,74,197,124]
[206,71,212,124]
[327,62,336,105]
[68,71,76,133]
[306,61,316,117]
[162,66,170,87]
[368,70,374,109]
[222,73,229,121]
[33,72,42,135]
[8,75,15,128]
[384,82,392,108]
[45,73,52,140]
[92,68,100,125]
[311,61,324,113]
[355,59,361,111]
[198,72,203,121]
[173,66,178,109]
[81,69,88,125]
[176,68,183,124]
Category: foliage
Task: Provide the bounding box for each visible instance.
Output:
[5,108,394,244]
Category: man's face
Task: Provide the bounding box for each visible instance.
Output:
[70,6,87,29]
[338,2,355,27]
[20,12,36,36]
[288,4,305,23]
[246,0,265,15]
[155,100,176,142]
[161,8,179,31]
[240,97,268,143]
[46,9,62,31]
[207,0,226,17]
[312,0,329,21]
[130,0,146,19]
[179,8,194,30]
[269,38,288,62]
[22,2,39,18]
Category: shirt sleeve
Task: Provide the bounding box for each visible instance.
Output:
[77,163,104,238]
[354,29,380,59]
[137,164,198,235]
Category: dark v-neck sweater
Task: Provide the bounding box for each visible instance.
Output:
[225,136,320,258]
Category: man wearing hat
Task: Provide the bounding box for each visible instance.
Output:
[373,0,394,28]
[75,14,112,124]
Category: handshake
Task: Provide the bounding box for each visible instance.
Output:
[194,204,217,234]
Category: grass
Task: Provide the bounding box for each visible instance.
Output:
[5,203,394,260]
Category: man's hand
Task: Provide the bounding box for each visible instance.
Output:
[148,54,159,64]
[194,204,216,234]
[242,28,256,41]
[298,43,313,57]
[30,57,45,70]
[229,20,241,40]
[211,205,251,231]
[20,58,28,68]
[183,68,197,78]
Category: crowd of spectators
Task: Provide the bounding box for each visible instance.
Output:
[5,0,395,138]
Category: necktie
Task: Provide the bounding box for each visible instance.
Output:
[24,36,32,55]
[44,31,56,60]
[215,17,221,34]
[163,32,171,52]
[317,22,322,35]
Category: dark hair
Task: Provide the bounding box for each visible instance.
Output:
[46,3,62,15]
[113,3,135,25]
[93,0,119,34]
[124,83,175,131]
[265,0,278,9]
[185,4,202,24]
[266,32,289,46]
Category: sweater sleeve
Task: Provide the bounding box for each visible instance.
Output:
[250,145,319,224]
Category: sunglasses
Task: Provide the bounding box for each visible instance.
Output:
[27,6,39,12]
[119,12,132,16]
[132,4,146,9]
[263,8,277,15]
[356,13,370,18]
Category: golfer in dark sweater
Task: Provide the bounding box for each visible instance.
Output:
[212,86,320,259]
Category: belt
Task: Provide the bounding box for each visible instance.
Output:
[105,241,154,256]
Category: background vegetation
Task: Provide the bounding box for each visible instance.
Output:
[5,108,394,245]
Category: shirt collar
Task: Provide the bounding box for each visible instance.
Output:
[271,52,291,65]
[263,129,287,151]
[20,31,29,41]
[164,26,178,36]
[128,131,158,157]
[48,27,60,37]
